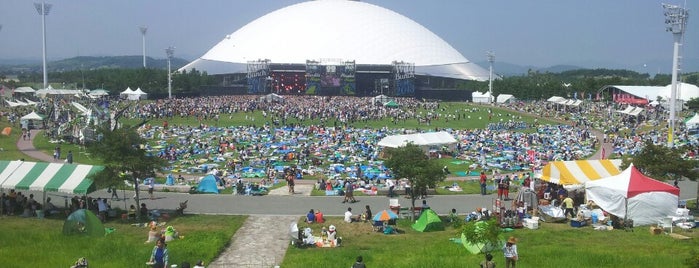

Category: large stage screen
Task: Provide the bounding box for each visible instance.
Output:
[321,65,341,87]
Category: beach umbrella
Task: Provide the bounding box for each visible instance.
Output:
[373,209,398,222]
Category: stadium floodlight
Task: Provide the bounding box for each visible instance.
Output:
[140,26,148,68]
[165,46,175,99]
[663,3,689,147]
[34,1,52,89]
[487,51,494,102]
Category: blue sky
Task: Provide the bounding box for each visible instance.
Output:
[0,0,696,71]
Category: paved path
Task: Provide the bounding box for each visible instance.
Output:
[17,129,56,162]
[208,215,298,268]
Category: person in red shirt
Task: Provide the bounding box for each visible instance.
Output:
[479,171,488,195]
[315,209,325,223]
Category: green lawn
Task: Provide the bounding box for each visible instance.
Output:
[0,214,246,267]
[0,121,40,162]
[282,216,698,268]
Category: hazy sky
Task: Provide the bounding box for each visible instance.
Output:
[0,0,696,70]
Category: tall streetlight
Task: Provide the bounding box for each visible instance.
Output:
[663,3,689,147]
[165,46,174,99]
[487,51,495,103]
[139,26,147,68]
[34,1,52,89]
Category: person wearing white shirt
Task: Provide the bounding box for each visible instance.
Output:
[344,207,354,223]
[386,179,395,197]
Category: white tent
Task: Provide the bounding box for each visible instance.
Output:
[372,94,394,104]
[585,164,679,226]
[88,89,109,98]
[20,111,44,121]
[132,88,148,99]
[260,93,285,102]
[120,87,135,99]
[496,94,516,103]
[547,96,567,104]
[120,87,147,100]
[14,87,36,93]
[5,100,22,107]
[377,131,457,150]
[686,114,699,129]
[472,91,492,103]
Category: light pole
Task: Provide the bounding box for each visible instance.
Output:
[34,1,52,89]
[140,26,147,68]
[165,46,174,99]
[663,3,689,147]
[487,51,494,103]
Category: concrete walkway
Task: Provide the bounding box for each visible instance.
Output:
[209,215,298,268]
[17,129,56,162]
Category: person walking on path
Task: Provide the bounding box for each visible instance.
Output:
[479,171,487,195]
[503,236,518,268]
[66,151,73,164]
[385,178,395,198]
[148,178,155,200]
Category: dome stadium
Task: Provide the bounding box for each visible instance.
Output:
[182,0,488,97]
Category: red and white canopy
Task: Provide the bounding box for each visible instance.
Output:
[585,164,679,226]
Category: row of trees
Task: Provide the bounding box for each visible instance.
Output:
[10,68,214,97]
[3,66,699,101]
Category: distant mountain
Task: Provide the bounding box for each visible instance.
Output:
[476,57,699,77]
[0,56,189,73]
[3,56,699,76]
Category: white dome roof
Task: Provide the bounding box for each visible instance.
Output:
[659,82,699,101]
[183,0,488,81]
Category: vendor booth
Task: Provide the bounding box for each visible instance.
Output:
[539,159,622,185]
[585,164,679,226]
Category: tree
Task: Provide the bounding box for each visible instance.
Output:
[383,143,446,221]
[685,97,699,111]
[620,140,699,207]
[87,124,168,218]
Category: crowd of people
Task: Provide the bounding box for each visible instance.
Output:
[4,93,699,267]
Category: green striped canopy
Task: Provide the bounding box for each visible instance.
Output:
[0,161,104,194]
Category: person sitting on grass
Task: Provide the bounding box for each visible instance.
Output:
[314,209,325,224]
[163,226,179,242]
[480,253,495,268]
[448,208,459,223]
[306,209,316,224]
[44,197,60,216]
[344,207,355,223]
[146,225,160,243]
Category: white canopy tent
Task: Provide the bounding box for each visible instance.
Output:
[21,111,44,121]
[496,94,516,103]
[472,91,493,103]
[14,87,36,93]
[120,87,147,100]
[585,164,679,226]
[378,131,457,151]
[88,89,109,98]
[686,114,699,129]
[372,94,394,105]
[259,93,285,102]
[547,96,566,104]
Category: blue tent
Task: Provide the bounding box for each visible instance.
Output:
[165,174,175,186]
[197,174,219,194]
